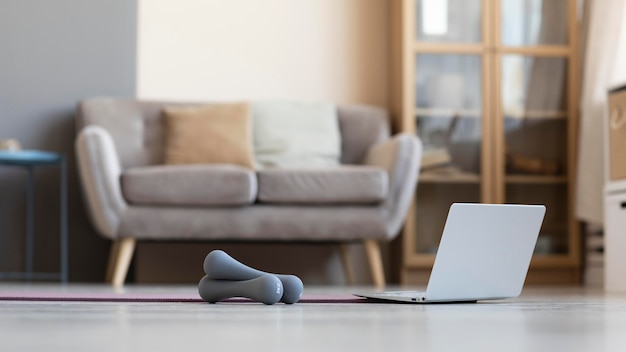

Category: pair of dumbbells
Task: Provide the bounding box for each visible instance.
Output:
[198,250,304,305]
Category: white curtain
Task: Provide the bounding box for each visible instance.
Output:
[576,0,626,225]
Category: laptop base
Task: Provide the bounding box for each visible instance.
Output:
[354,292,479,304]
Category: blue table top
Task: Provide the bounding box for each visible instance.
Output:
[0,150,63,165]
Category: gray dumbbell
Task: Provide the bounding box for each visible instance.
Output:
[198,274,283,305]
[203,250,304,304]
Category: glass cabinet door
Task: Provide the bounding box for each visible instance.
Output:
[501,0,569,46]
[400,0,579,284]
[500,55,569,256]
[416,0,482,43]
[412,0,484,256]
[414,54,483,254]
[499,0,570,257]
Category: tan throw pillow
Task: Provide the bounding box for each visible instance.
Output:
[163,103,254,169]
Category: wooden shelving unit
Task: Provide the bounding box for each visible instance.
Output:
[390,0,581,285]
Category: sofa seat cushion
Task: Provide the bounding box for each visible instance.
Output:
[257,166,388,204]
[121,164,257,206]
[119,205,389,241]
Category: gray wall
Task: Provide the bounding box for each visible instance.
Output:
[0,0,137,281]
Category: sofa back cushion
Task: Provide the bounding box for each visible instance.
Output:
[253,101,341,169]
[76,98,390,170]
[337,105,390,164]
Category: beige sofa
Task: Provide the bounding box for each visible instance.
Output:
[75,98,422,286]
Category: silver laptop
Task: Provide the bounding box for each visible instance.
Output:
[356,203,546,303]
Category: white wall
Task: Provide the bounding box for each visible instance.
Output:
[136,0,391,284]
[138,0,389,106]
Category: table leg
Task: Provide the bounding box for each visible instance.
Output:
[26,165,35,281]
[60,158,68,282]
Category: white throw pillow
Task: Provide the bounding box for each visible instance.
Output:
[252,101,341,169]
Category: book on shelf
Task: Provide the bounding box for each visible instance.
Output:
[584,265,604,287]
[421,148,451,169]
[586,234,604,250]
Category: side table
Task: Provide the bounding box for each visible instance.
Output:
[0,150,68,282]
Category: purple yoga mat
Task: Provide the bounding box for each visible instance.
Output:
[0,291,368,303]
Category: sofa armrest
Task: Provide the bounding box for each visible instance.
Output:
[75,125,127,239]
[364,133,422,239]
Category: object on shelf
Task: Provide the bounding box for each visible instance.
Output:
[505,150,560,175]
[421,165,468,176]
[0,139,22,151]
[420,165,480,180]
[419,165,481,184]
[533,235,553,254]
[584,225,604,287]
[421,148,452,169]
[608,84,626,180]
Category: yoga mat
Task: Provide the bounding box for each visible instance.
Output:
[0,291,368,304]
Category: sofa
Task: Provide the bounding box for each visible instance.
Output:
[75,98,422,287]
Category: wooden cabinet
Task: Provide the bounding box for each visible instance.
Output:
[390,0,581,284]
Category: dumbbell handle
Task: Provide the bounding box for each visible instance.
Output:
[198,275,283,305]
[204,250,275,280]
[203,250,303,304]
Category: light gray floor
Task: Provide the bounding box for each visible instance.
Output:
[1,284,626,352]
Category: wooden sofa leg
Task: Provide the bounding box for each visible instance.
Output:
[105,238,136,287]
[364,239,385,288]
[338,244,355,285]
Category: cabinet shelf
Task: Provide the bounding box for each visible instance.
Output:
[419,170,481,183]
[405,253,576,269]
[505,174,568,184]
[419,173,567,185]
[503,109,567,119]
[415,108,567,119]
[411,43,571,57]
[415,108,481,117]
[498,45,571,57]
[412,43,485,54]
